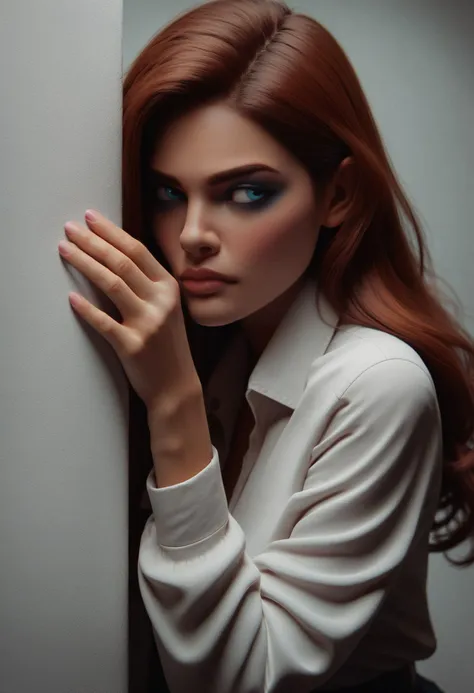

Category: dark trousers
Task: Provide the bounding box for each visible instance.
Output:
[324,666,446,693]
[148,650,446,693]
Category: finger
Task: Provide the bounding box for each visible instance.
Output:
[59,240,143,318]
[68,292,134,353]
[65,221,155,301]
[84,210,169,283]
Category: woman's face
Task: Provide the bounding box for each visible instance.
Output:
[148,101,328,356]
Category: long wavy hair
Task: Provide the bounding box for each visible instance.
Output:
[123,0,474,566]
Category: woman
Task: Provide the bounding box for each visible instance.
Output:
[58,0,473,691]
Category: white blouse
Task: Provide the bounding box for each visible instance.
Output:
[137,275,443,693]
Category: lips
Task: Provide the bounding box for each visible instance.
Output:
[180,269,235,282]
[181,278,229,296]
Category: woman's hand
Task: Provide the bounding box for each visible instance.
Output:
[58,209,200,411]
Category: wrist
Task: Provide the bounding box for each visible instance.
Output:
[146,382,213,488]
[146,376,203,421]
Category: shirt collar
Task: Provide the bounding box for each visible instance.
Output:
[247,275,340,410]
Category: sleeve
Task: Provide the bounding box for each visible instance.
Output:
[137,359,443,693]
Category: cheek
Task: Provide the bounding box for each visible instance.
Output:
[239,208,318,268]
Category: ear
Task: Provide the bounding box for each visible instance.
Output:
[320,156,356,229]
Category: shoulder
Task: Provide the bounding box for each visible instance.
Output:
[306,324,439,415]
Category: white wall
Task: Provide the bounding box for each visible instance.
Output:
[0,1,128,692]
[123,2,474,692]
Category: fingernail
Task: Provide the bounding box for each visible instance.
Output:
[64,221,80,234]
[58,240,71,253]
[85,209,98,222]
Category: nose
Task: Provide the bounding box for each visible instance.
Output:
[179,201,218,253]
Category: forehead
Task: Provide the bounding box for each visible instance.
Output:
[149,102,298,175]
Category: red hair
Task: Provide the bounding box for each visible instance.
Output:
[123,0,474,565]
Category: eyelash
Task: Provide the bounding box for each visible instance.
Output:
[152,184,278,211]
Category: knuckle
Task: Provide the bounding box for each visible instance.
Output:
[162,279,180,307]
[140,306,161,333]
[106,276,123,294]
[98,245,113,267]
[128,239,145,262]
[169,278,181,299]
[115,255,132,276]
[127,331,145,356]
[99,316,113,333]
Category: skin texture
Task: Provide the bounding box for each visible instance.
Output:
[149,101,355,361]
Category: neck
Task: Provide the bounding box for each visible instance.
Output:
[241,275,307,363]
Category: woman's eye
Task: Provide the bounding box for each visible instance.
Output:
[152,184,277,209]
[155,186,184,202]
[231,186,269,205]
[230,186,280,209]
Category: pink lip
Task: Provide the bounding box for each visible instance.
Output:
[180,271,234,281]
[181,279,229,295]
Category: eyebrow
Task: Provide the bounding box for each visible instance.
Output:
[148,163,280,187]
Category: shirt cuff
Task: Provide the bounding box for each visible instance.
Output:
[145,445,229,549]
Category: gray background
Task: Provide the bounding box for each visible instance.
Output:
[0,1,127,692]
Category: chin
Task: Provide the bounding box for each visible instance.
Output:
[186,303,244,329]
[192,315,237,328]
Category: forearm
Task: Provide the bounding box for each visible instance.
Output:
[146,382,214,488]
